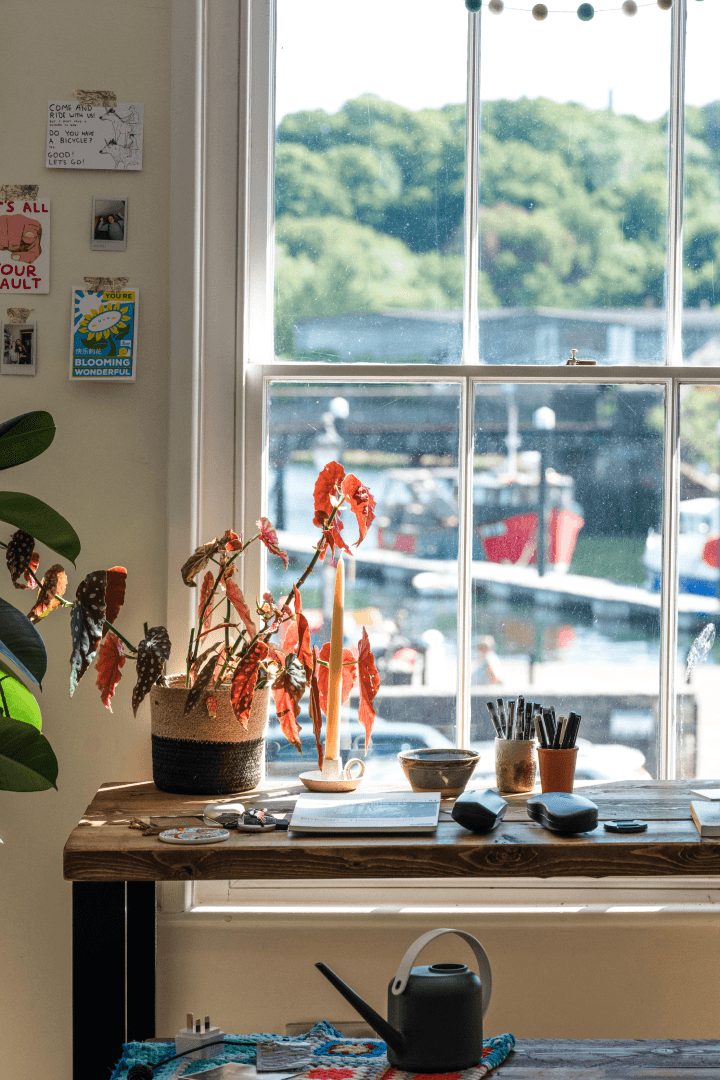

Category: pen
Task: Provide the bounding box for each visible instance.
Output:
[542,707,555,746]
[507,699,516,740]
[497,698,507,738]
[557,715,568,749]
[486,700,504,739]
[551,715,564,749]
[533,714,546,748]
[515,696,525,739]
[524,699,533,740]
[564,711,581,749]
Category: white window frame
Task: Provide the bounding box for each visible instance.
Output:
[170,0,712,785]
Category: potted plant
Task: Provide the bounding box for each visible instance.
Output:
[2,439,380,795]
[148,460,381,793]
[0,411,80,793]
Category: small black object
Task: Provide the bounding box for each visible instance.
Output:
[527,792,598,833]
[604,819,648,833]
[452,789,507,833]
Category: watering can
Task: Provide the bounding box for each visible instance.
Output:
[316,928,492,1072]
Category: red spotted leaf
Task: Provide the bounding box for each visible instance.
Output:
[268,643,286,667]
[206,694,218,718]
[21,551,40,590]
[223,577,256,636]
[69,603,105,696]
[295,612,313,682]
[95,632,126,711]
[221,529,243,552]
[330,523,353,558]
[180,536,225,586]
[357,628,380,748]
[309,646,323,769]
[197,570,215,631]
[272,655,305,752]
[313,461,345,528]
[6,530,37,588]
[184,650,220,715]
[281,616,298,653]
[293,585,302,614]
[132,626,171,716]
[76,570,108,620]
[316,641,357,716]
[104,566,127,628]
[341,474,376,545]
[230,640,269,727]
[28,563,68,622]
[256,517,288,569]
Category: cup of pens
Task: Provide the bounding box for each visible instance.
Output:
[487,697,538,794]
[536,708,582,793]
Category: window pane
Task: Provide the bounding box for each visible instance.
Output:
[470,383,665,782]
[677,386,720,779]
[274,0,467,362]
[683,0,720,363]
[266,382,460,781]
[480,7,670,364]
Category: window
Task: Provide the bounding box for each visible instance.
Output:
[231,0,720,786]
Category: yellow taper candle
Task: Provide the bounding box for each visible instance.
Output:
[324,557,344,764]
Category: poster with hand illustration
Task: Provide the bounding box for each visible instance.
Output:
[70,288,138,382]
[47,102,143,170]
[0,200,50,294]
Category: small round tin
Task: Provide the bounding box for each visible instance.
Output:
[158,827,230,845]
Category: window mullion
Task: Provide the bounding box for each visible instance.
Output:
[456,377,476,749]
[659,377,681,779]
[665,0,687,367]
[462,6,481,366]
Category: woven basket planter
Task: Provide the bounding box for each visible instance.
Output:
[150,676,270,795]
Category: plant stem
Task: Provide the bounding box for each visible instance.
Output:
[280,497,345,611]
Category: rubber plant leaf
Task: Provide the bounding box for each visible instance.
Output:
[104,566,127,628]
[0,492,80,564]
[0,596,47,687]
[184,651,220,716]
[256,517,289,569]
[272,653,305,752]
[312,461,345,529]
[316,641,357,716]
[0,411,55,471]
[341,474,376,545]
[5,530,37,588]
[69,571,108,696]
[230,640,269,728]
[132,626,171,716]
[95,633,126,712]
[28,564,68,623]
[0,660,42,730]
[0,714,58,791]
[308,646,323,769]
[357,628,380,750]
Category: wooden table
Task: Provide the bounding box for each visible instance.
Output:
[64,780,720,1079]
[499,1039,719,1076]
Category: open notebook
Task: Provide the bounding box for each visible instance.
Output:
[288,791,441,833]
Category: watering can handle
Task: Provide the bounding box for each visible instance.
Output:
[390,928,492,1015]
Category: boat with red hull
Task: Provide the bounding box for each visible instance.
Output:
[376,460,584,570]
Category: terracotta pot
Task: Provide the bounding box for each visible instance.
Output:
[537,746,578,793]
[150,676,270,795]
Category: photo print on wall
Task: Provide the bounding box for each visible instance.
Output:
[2,320,37,376]
[91,196,128,251]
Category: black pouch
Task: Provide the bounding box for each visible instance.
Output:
[526,791,598,833]
[452,788,508,833]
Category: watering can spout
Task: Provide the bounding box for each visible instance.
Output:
[315,962,406,1056]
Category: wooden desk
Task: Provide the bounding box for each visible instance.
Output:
[64,780,720,1079]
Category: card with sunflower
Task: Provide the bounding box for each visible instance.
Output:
[70,287,137,381]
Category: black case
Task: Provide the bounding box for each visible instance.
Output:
[452,789,508,833]
[526,792,598,833]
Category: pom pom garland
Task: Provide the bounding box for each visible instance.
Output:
[622,1,638,13]
[577,2,594,18]
[532,3,549,16]
[489,0,505,11]
[479,0,680,17]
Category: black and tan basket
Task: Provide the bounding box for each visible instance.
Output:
[150,677,270,795]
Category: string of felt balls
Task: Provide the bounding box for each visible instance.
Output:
[465,0,691,19]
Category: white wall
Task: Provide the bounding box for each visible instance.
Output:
[0,2,172,1076]
[2,6,720,1079]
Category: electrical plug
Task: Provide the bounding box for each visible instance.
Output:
[175,1012,225,1061]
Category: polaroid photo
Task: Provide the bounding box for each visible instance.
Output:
[1,321,36,375]
[90,196,128,251]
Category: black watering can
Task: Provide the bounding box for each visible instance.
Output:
[316,928,492,1072]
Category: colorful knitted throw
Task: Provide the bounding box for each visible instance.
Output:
[111,1022,516,1080]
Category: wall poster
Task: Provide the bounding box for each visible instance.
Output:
[0,200,50,294]
[70,288,138,382]
[47,102,143,170]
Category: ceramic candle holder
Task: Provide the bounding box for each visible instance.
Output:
[494,737,537,794]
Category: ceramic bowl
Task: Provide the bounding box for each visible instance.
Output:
[398,748,481,798]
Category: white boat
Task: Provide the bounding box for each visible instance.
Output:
[643,497,720,597]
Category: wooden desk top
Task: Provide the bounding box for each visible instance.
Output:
[499,1039,718,1076]
[63,779,720,882]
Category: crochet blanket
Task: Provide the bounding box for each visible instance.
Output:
[111,1022,515,1080]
